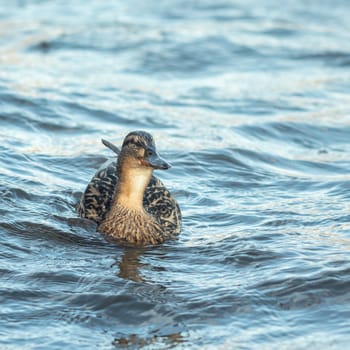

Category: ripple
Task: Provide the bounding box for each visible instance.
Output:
[295,51,350,67]
[135,37,262,76]
[257,265,350,310]
[238,121,350,149]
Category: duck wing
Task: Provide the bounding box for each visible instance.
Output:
[143,176,182,236]
[77,159,117,223]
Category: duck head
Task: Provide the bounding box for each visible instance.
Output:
[102,130,171,171]
[102,131,171,209]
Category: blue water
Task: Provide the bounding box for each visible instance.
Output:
[1,0,350,349]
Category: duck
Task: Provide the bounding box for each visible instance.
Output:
[77,130,181,245]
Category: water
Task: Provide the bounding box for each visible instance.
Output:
[1,0,350,348]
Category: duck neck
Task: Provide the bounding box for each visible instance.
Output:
[113,165,152,211]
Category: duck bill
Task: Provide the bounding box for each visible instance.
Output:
[148,152,171,170]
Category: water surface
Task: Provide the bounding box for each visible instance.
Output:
[1,0,350,349]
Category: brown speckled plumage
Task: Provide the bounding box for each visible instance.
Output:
[77,131,181,245]
[99,204,165,245]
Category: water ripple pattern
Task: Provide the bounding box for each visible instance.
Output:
[1,1,350,349]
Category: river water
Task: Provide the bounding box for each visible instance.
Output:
[1,1,350,349]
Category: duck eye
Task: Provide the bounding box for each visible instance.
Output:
[147,150,153,157]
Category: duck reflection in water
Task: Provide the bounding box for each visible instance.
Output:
[114,248,146,283]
